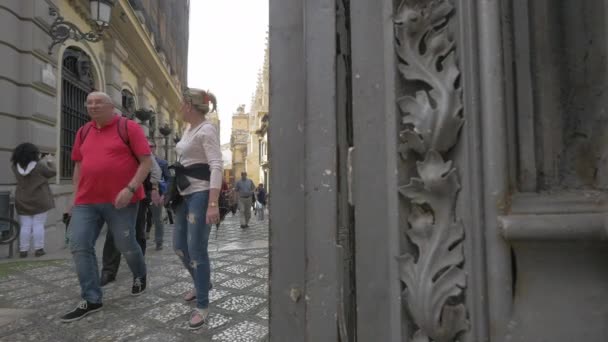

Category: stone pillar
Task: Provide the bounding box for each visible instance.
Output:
[104,38,128,109]
[137,77,153,110]
[137,77,154,137]
[157,100,172,161]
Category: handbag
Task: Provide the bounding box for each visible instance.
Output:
[164,175,183,210]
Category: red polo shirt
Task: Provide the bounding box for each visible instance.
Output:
[71,116,151,205]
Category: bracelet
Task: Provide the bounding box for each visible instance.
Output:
[126,185,136,194]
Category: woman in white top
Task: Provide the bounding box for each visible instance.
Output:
[173,88,222,329]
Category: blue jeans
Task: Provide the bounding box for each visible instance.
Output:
[173,191,211,309]
[69,203,147,304]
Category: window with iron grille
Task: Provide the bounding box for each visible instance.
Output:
[60,47,94,180]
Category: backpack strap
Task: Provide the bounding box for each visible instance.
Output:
[80,116,140,163]
[116,116,139,163]
[116,116,130,146]
[78,122,94,144]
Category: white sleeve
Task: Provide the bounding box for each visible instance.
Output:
[200,124,223,189]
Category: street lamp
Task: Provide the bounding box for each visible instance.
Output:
[48,0,115,55]
[90,0,114,27]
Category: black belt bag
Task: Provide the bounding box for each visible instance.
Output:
[165,162,211,209]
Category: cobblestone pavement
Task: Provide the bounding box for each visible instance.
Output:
[0,212,269,342]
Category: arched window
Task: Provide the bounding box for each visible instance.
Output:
[60,47,95,179]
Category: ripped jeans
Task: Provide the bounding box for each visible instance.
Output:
[69,203,146,304]
[173,190,211,309]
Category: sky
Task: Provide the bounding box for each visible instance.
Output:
[187,0,269,144]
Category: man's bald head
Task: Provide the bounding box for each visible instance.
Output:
[86,92,115,123]
[87,91,113,104]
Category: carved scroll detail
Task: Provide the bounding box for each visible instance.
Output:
[394,1,468,341]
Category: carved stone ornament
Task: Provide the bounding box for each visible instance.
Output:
[394,1,468,341]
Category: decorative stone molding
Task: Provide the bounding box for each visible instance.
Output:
[394,1,468,341]
[134,10,146,25]
[112,40,129,62]
[143,78,154,92]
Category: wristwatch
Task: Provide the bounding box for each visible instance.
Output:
[126,185,136,194]
[209,201,218,208]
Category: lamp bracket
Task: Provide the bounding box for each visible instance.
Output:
[48,7,108,55]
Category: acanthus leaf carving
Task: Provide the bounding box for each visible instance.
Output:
[396,0,464,155]
[395,1,468,341]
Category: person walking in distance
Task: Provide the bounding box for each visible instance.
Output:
[11,143,56,258]
[255,183,267,221]
[235,172,255,228]
[172,88,222,329]
[149,142,170,250]
[61,92,151,323]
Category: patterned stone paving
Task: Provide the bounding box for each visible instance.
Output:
[216,295,266,313]
[211,321,269,342]
[256,307,269,320]
[223,264,256,275]
[211,272,231,284]
[251,283,269,296]
[0,213,269,342]
[209,288,231,302]
[220,277,260,290]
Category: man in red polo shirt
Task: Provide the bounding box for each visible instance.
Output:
[61,91,152,323]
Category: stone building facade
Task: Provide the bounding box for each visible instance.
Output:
[221,143,233,184]
[0,0,188,253]
[230,105,249,182]
[247,44,269,190]
[128,0,189,88]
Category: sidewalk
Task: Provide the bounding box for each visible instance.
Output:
[0,212,269,342]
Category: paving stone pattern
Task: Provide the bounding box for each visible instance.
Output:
[0,213,270,342]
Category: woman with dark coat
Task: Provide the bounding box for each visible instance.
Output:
[11,143,56,258]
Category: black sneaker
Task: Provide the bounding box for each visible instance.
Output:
[19,251,28,258]
[131,276,147,296]
[61,301,102,322]
[100,273,116,287]
[34,249,46,257]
